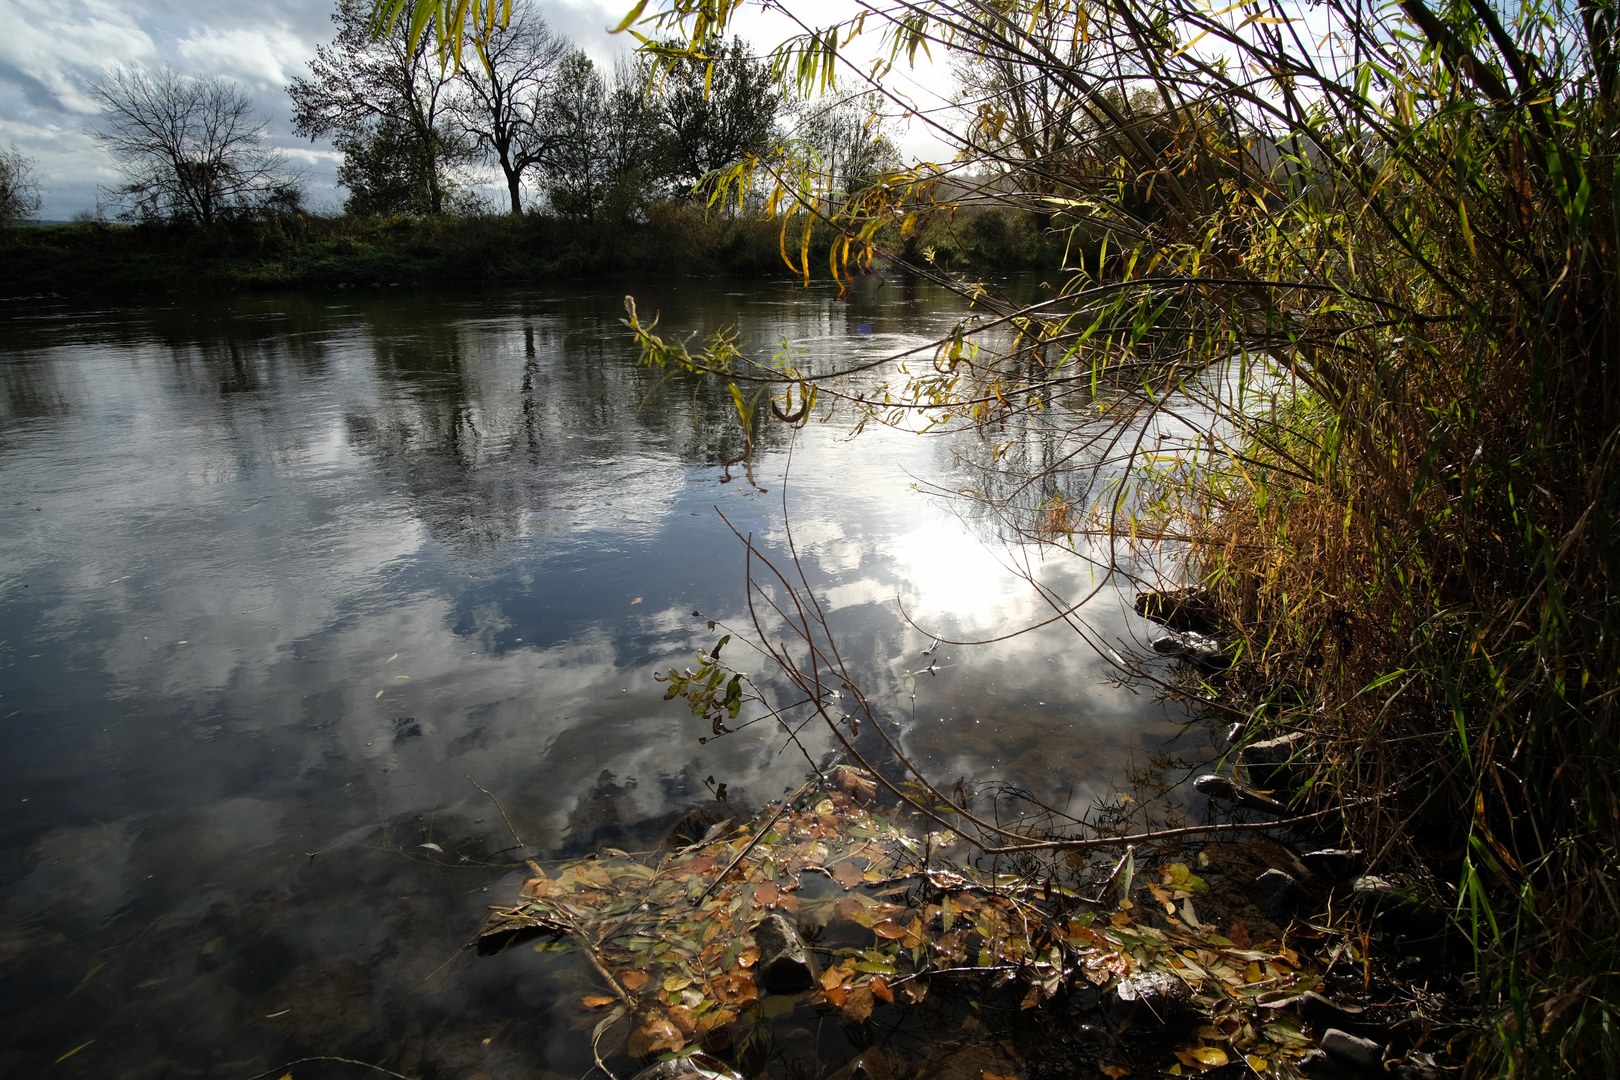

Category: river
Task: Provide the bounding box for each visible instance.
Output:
[0,277,1203,1078]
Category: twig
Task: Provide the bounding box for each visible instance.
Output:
[978,807,1341,853]
[467,774,525,854]
[242,1057,415,1080]
[694,781,814,905]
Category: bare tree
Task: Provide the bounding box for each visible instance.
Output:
[90,67,295,225]
[452,0,567,215]
[0,144,42,226]
[290,0,469,216]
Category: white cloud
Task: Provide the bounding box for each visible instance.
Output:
[177,24,312,89]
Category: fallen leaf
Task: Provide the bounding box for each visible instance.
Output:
[419,843,444,855]
[663,975,693,992]
[903,979,928,1004]
[983,1073,1018,1080]
[840,985,875,1022]
[1175,1046,1229,1070]
[1099,1066,1130,1079]
[582,995,616,1008]
[822,963,852,991]
[667,1005,696,1034]
[832,862,864,888]
[869,976,893,1003]
[755,882,779,906]
[628,1015,684,1057]
[825,985,848,1007]
[872,920,907,939]
[1227,921,1252,950]
[621,971,649,991]
[737,945,760,969]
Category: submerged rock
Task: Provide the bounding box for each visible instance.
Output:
[629,1053,743,1080]
[1254,868,1309,922]
[1192,773,1288,815]
[1135,587,1222,633]
[1110,969,1194,1027]
[1239,731,1311,790]
[753,912,817,993]
[1300,849,1364,881]
[1150,629,1233,670]
[1322,1028,1384,1074]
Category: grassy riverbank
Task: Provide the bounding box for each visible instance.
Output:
[0,203,1059,297]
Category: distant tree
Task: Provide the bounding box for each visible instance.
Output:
[655,37,782,194]
[795,92,902,212]
[0,144,43,227]
[452,0,567,215]
[538,52,610,224]
[290,0,470,216]
[89,68,295,225]
[539,53,671,226]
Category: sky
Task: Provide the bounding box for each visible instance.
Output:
[0,0,958,219]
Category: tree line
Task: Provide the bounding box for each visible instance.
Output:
[28,0,898,229]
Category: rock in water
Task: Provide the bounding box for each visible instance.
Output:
[1192,773,1288,815]
[1150,629,1233,670]
[1110,969,1193,1027]
[630,1053,742,1080]
[753,912,816,993]
[1254,868,1309,922]
[1322,1028,1384,1074]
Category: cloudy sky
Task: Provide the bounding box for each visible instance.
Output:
[0,0,956,219]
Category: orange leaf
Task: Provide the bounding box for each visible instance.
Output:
[872,920,907,940]
[755,882,779,906]
[582,995,616,1008]
[621,971,649,991]
[840,985,874,1022]
[667,1005,697,1035]
[1099,1066,1130,1079]
[869,976,894,1003]
[737,945,761,969]
[628,1015,684,1057]
[825,985,848,1007]
[821,965,850,991]
[832,862,864,888]
[983,1073,1019,1080]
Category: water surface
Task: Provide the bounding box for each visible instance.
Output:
[0,279,1202,1078]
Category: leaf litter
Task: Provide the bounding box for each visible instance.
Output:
[477,765,1337,1076]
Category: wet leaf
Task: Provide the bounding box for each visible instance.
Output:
[582,993,617,1008]
[621,971,649,991]
[872,920,908,939]
[1099,1066,1130,1079]
[736,945,760,969]
[1174,1046,1229,1070]
[419,842,445,855]
[870,976,893,1003]
[840,984,875,1022]
[832,862,864,888]
[667,1005,697,1034]
[628,1014,685,1057]
[755,882,779,906]
[664,975,693,992]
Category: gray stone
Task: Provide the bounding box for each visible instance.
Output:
[1193,773,1288,815]
[1301,849,1364,881]
[753,912,817,993]
[1322,1028,1384,1074]
[1240,732,1311,790]
[1150,629,1232,670]
[1295,1049,1341,1078]
[1254,868,1309,922]
[630,1054,742,1080]
[1110,969,1194,1026]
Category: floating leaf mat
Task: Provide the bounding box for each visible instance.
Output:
[478,768,1333,1072]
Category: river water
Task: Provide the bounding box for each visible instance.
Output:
[0,278,1203,1079]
